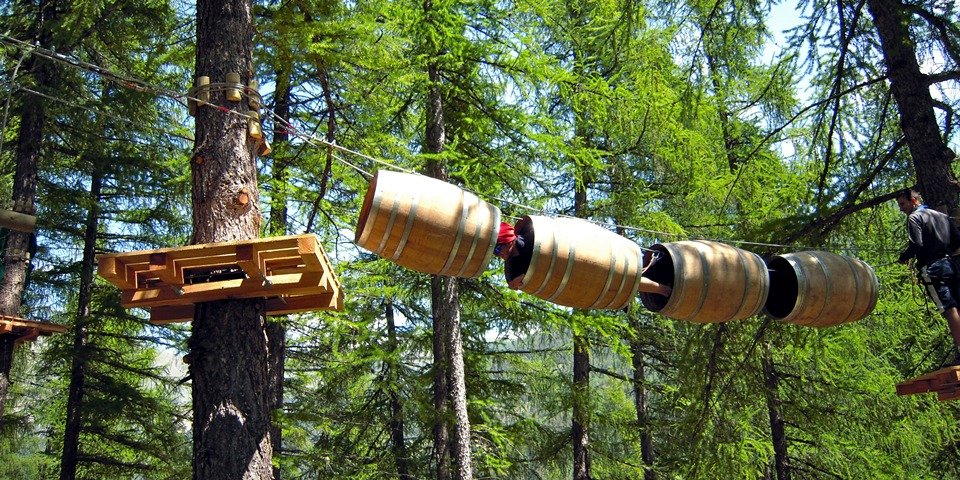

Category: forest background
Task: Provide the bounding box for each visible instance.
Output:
[0,0,959,479]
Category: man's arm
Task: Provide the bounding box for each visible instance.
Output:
[899,215,923,263]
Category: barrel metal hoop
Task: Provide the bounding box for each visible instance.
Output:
[471,207,500,278]
[610,247,637,310]
[753,251,770,315]
[864,260,879,316]
[440,191,469,275]
[547,240,576,302]
[376,194,401,255]
[589,238,619,309]
[625,247,644,304]
[732,247,753,319]
[391,189,420,260]
[531,226,558,295]
[781,255,806,324]
[453,195,484,277]
[661,244,682,315]
[810,253,831,324]
[689,241,711,321]
[836,254,861,324]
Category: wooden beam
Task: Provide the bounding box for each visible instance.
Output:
[0,210,36,233]
[149,291,341,324]
[121,271,332,308]
[0,315,67,334]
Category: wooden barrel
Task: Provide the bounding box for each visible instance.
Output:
[638,241,769,323]
[516,215,644,310]
[764,251,878,327]
[354,170,500,278]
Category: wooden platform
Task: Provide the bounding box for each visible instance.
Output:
[0,315,67,345]
[896,366,960,402]
[97,234,343,323]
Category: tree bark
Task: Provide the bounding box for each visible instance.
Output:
[866,0,959,210]
[59,162,102,480]
[385,303,413,480]
[763,347,789,480]
[572,333,591,480]
[572,162,591,480]
[0,0,58,418]
[422,1,472,474]
[431,278,451,480]
[0,338,12,417]
[629,320,656,480]
[191,0,273,478]
[265,57,292,480]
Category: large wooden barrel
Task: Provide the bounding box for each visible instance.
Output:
[764,251,878,327]
[354,170,500,278]
[516,215,644,310]
[638,241,769,323]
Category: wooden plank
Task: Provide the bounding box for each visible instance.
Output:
[235,244,265,282]
[938,389,960,402]
[101,234,341,312]
[121,271,331,308]
[0,315,67,334]
[298,236,324,272]
[896,367,960,397]
[0,209,36,233]
[14,328,40,345]
[266,292,341,315]
[98,234,315,264]
[150,291,342,323]
[150,252,183,286]
[150,305,195,324]
[97,256,137,290]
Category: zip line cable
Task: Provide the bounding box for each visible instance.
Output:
[0,33,895,256]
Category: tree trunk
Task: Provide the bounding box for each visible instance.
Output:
[385,303,413,480]
[629,319,656,480]
[763,347,790,480]
[866,0,959,209]
[439,277,472,480]
[572,166,591,480]
[265,58,292,480]
[265,320,284,480]
[59,162,102,480]
[0,339,12,417]
[431,279,451,480]
[421,1,472,473]
[572,333,591,480]
[191,0,272,478]
[0,0,57,416]
[426,72,452,480]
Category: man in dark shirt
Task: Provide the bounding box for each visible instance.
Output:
[897,189,960,365]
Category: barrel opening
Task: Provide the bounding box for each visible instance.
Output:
[354,172,380,242]
[639,245,674,311]
[509,217,536,280]
[765,256,798,319]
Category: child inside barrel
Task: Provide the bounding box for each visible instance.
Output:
[495,221,671,297]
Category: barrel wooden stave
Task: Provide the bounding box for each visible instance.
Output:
[517,215,643,310]
[354,170,499,278]
[639,241,769,323]
[764,251,878,327]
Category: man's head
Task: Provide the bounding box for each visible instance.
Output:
[496,222,516,260]
[896,189,922,215]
